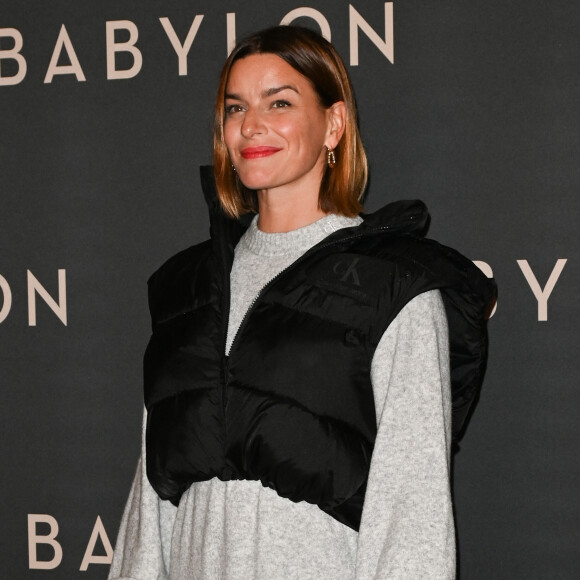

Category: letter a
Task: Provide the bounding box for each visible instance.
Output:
[0,28,27,86]
[28,514,63,570]
[79,516,114,570]
[44,24,86,83]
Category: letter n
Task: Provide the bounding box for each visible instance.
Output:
[350,3,394,65]
[27,269,67,326]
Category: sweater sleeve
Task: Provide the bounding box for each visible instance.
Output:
[356,290,456,579]
[108,409,177,580]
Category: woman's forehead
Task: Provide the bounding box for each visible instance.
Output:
[226,54,309,94]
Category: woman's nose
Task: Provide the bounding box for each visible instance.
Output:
[241,108,265,137]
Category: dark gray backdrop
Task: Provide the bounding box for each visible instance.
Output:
[1,1,578,578]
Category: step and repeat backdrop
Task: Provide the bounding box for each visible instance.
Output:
[1,1,578,578]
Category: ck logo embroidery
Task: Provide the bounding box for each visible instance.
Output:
[333,258,361,286]
[306,253,388,305]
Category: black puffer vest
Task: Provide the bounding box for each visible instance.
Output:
[144,167,496,531]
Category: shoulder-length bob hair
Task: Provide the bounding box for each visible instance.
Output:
[213,25,368,218]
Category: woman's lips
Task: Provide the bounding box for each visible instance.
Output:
[240,146,282,159]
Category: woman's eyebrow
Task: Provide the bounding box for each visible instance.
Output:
[263,85,299,97]
[224,85,299,101]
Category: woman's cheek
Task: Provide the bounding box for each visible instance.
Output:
[223,123,239,159]
[273,118,299,142]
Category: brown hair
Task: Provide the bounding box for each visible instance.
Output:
[213,25,368,218]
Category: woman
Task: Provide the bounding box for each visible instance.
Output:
[109,26,495,579]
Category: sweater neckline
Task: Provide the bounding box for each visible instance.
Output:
[239,214,362,257]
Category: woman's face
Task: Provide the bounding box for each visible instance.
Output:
[224,53,335,200]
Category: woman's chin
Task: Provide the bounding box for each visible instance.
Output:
[236,174,275,192]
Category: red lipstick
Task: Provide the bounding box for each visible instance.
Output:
[240,146,281,159]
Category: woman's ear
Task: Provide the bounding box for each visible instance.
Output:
[325,101,347,150]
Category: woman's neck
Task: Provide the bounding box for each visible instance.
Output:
[256,189,326,233]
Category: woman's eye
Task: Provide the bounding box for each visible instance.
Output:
[225,104,244,115]
[272,100,291,109]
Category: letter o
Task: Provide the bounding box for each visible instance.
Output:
[0,275,12,323]
[280,8,331,41]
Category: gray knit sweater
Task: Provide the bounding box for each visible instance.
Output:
[109,214,455,580]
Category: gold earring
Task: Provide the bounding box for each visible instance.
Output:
[326,148,336,168]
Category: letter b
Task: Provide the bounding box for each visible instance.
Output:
[106,21,142,80]
[0,28,27,86]
[28,514,63,569]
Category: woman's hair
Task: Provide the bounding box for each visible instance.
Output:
[213,25,368,218]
